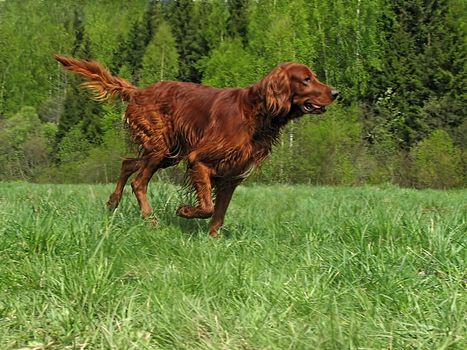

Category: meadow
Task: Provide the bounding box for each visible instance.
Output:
[0,182,465,349]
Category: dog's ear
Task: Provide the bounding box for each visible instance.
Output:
[263,65,292,117]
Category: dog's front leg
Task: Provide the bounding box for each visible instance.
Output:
[208,182,239,238]
[176,162,214,219]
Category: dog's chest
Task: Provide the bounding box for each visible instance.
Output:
[251,128,280,164]
[215,139,271,181]
[211,121,280,180]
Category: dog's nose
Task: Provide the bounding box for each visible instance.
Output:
[331,90,340,100]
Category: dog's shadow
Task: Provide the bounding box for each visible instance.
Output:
[159,213,235,239]
[111,188,238,239]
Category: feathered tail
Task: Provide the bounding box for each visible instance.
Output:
[54,55,135,101]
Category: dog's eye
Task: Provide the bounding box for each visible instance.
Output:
[303,77,312,84]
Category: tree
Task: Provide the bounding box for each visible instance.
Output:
[246,0,317,80]
[121,20,150,84]
[365,0,466,147]
[306,0,383,100]
[57,124,92,165]
[0,0,74,114]
[140,21,179,86]
[163,0,210,82]
[226,0,250,44]
[55,10,104,153]
[110,0,163,84]
[83,0,147,66]
[201,39,255,88]
[204,0,230,50]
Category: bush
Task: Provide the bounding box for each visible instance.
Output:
[39,127,131,184]
[411,129,464,188]
[255,104,364,185]
[57,124,92,164]
[0,107,56,181]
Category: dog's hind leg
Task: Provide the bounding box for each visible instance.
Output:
[131,153,166,218]
[107,157,141,210]
[176,162,215,219]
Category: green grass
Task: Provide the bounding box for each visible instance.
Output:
[0,182,465,349]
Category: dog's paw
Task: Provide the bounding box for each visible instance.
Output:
[146,217,158,226]
[176,205,193,218]
[106,194,120,210]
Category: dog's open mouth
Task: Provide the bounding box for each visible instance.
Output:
[303,101,326,114]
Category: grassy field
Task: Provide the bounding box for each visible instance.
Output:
[0,182,465,349]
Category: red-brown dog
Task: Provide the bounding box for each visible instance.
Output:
[55,56,338,237]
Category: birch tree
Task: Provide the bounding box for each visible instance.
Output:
[140,21,179,86]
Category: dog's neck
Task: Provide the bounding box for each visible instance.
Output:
[247,80,302,117]
[246,84,302,132]
[245,84,303,164]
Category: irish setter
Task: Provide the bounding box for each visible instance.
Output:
[55,56,338,237]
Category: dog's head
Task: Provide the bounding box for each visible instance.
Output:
[261,62,338,117]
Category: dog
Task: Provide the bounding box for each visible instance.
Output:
[55,56,338,237]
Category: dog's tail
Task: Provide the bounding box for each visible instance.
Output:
[54,55,136,101]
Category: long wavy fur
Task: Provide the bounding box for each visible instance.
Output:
[54,55,135,101]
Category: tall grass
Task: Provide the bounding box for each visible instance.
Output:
[0,182,465,349]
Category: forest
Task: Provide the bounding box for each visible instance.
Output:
[0,0,465,188]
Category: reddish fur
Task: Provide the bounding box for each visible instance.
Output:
[55,56,337,237]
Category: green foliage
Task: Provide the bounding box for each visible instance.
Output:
[200,38,255,87]
[365,0,466,146]
[226,0,250,42]
[113,2,161,83]
[84,0,148,66]
[295,107,363,185]
[257,105,363,185]
[411,129,464,188]
[203,0,230,50]
[0,107,56,180]
[164,0,209,82]
[119,20,150,84]
[307,0,383,99]
[57,78,103,147]
[247,0,314,77]
[100,104,125,133]
[41,127,130,184]
[140,21,179,86]
[0,0,465,188]
[0,1,73,114]
[56,18,104,147]
[57,124,92,164]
